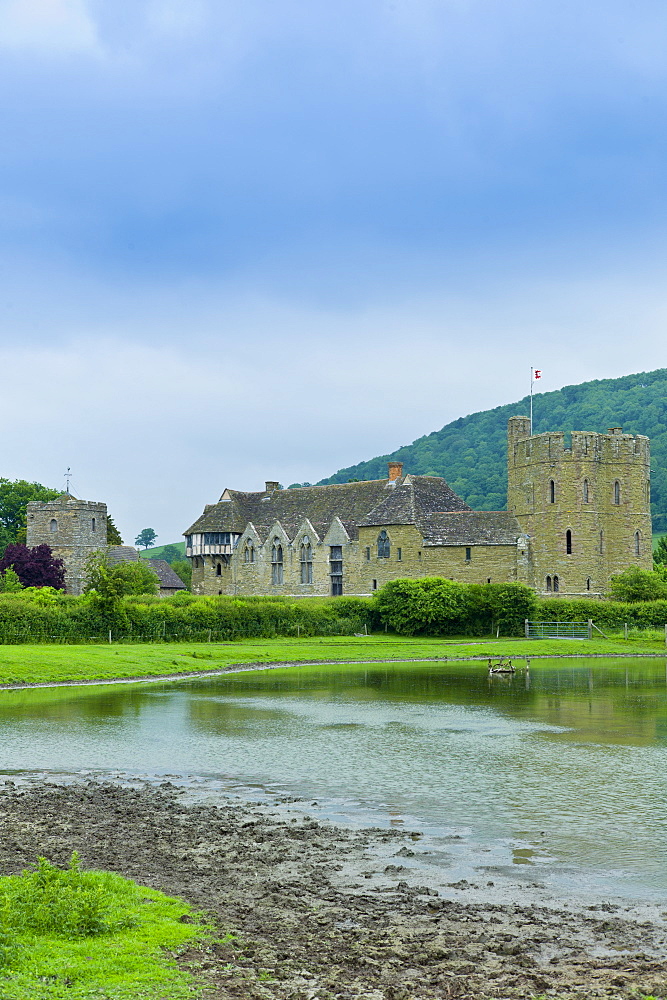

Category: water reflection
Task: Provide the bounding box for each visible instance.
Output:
[0,658,666,894]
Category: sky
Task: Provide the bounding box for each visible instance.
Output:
[2,0,667,544]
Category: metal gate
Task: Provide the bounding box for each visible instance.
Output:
[525,619,592,639]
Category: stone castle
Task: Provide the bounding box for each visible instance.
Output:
[184,417,653,598]
[26,496,185,596]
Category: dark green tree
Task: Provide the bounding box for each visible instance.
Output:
[171,559,192,589]
[653,535,667,566]
[85,551,158,602]
[106,516,123,546]
[135,528,157,550]
[609,566,667,602]
[0,480,60,551]
[154,544,182,564]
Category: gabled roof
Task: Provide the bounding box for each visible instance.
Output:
[184,474,471,543]
[419,511,522,546]
[148,559,186,590]
[107,546,140,564]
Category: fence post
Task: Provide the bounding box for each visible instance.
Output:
[525,619,529,639]
[624,622,628,640]
[108,629,112,644]
[665,624,667,648]
[588,619,592,640]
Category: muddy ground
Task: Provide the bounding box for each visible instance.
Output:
[0,780,664,999]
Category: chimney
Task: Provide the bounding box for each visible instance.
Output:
[388,461,403,481]
[265,481,280,493]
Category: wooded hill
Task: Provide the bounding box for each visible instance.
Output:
[318,368,667,531]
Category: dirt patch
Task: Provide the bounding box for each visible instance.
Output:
[0,780,664,999]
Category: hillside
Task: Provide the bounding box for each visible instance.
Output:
[317,368,667,531]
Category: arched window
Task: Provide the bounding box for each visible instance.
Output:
[244,543,254,563]
[549,480,555,504]
[635,531,641,556]
[50,519,57,532]
[566,529,572,555]
[546,575,552,592]
[647,480,651,504]
[586,578,591,591]
[582,479,590,503]
[599,530,604,554]
[271,540,283,585]
[216,562,222,576]
[553,575,559,592]
[613,480,621,505]
[300,535,313,584]
[377,530,390,558]
[92,517,96,531]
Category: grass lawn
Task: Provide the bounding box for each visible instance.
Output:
[0,633,664,687]
[0,857,208,999]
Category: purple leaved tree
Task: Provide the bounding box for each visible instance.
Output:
[0,544,66,589]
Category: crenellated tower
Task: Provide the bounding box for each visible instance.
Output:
[26,495,108,595]
[507,416,652,596]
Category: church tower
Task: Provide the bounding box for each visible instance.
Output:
[507,416,652,596]
[26,495,108,595]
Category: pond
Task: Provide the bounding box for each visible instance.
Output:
[1,657,666,903]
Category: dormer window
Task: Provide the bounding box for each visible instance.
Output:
[271,540,283,585]
[377,530,390,558]
[300,535,313,584]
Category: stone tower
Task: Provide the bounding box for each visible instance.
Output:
[507,416,652,597]
[26,496,108,595]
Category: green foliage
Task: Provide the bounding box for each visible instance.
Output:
[0,568,23,593]
[135,527,157,550]
[171,559,192,589]
[653,534,667,565]
[374,578,536,636]
[609,566,667,602]
[318,367,667,528]
[85,550,159,605]
[153,544,182,564]
[1,853,136,939]
[106,515,123,545]
[0,480,60,553]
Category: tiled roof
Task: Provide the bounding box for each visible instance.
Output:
[107,546,140,564]
[184,479,407,542]
[148,559,186,590]
[419,511,522,546]
[360,476,471,527]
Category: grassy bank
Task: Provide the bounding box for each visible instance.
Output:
[0,855,208,999]
[0,634,664,687]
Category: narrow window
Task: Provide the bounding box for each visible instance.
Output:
[92,517,96,531]
[330,545,343,596]
[465,547,472,561]
[487,578,491,584]
[546,575,552,592]
[50,518,57,532]
[647,481,651,504]
[582,479,589,503]
[244,543,255,563]
[300,535,313,584]
[586,578,591,591]
[372,579,377,590]
[417,551,421,560]
[377,530,390,559]
[397,547,402,561]
[635,531,640,556]
[271,540,284,585]
[553,575,559,592]
[549,480,555,504]
[216,562,222,576]
[614,480,621,505]
[599,530,604,554]
[365,547,370,561]
[566,529,572,555]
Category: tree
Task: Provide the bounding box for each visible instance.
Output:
[374,577,471,635]
[135,528,157,550]
[85,550,158,600]
[153,544,181,565]
[0,544,65,589]
[107,516,123,546]
[171,559,191,590]
[0,479,60,551]
[609,566,667,602]
[653,535,667,567]
[0,567,23,593]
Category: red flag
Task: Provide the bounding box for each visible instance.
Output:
[534,370,541,379]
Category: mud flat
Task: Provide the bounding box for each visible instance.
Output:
[0,780,665,999]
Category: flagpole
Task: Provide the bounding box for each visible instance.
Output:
[530,367,533,435]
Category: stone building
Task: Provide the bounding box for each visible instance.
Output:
[26,498,186,596]
[184,417,653,599]
[27,495,108,595]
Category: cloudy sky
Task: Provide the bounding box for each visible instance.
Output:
[2,0,667,543]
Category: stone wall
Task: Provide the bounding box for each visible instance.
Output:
[26,497,108,595]
[507,418,652,596]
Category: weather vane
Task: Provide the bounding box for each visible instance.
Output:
[64,467,72,495]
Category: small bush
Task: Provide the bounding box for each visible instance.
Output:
[1,853,138,938]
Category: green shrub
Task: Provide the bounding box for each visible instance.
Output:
[1,853,137,938]
[610,566,667,602]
